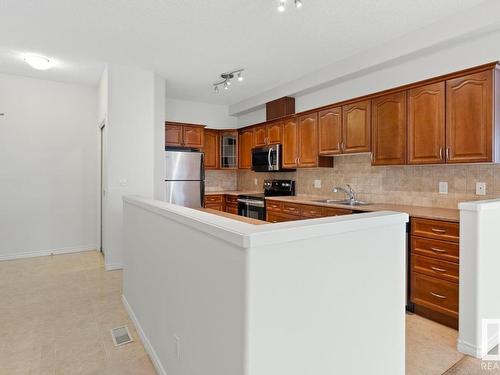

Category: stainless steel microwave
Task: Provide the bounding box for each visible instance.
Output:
[252,144,293,172]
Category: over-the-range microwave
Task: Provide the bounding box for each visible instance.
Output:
[251,144,295,172]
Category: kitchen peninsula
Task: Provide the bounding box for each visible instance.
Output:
[122,195,408,375]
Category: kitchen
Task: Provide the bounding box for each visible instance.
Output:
[146,60,500,374]
[2,1,500,375]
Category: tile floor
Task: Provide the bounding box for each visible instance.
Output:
[0,251,156,375]
[0,251,496,375]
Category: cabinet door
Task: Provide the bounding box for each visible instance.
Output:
[203,130,219,169]
[253,125,267,147]
[267,121,283,144]
[371,92,407,165]
[282,118,298,168]
[183,125,204,148]
[318,107,342,155]
[165,123,183,147]
[446,70,493,163]
[220,131,238,169]
[408,82,446,164]
[298,113,318,167]
[342,100,371,153]
[238,129,254,169]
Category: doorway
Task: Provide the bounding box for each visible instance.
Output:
[99,122,107,254]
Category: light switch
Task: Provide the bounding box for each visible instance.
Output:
[254,178,258,186]
[119,179,128,187]
[314,180,322,189]
[439,181,448,194]
[476,182,486,196]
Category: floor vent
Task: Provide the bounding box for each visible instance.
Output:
[111,326,134,346]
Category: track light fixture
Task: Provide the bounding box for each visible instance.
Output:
[213,69,244,94]
[277,0,303,12]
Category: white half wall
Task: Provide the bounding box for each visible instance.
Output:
[458,199,500,359]
[165,97,237,129]
[0,73,98,259]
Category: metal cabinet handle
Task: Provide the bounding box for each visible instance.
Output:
[430,292,447,299]
[341,142,345,151]
[446,147,450,160]
[431,266,447,273]
[430,247,446,253]
[431,228,446,234]
[439,147,443,160]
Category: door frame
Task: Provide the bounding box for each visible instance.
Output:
[99,121,107,254]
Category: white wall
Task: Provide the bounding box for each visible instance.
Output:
[235,28,500,126]
[165,97,237,129]
[0,73,98,259]
[100,64,165,270]
[123,196,408,375]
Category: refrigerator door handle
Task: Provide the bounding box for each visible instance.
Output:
[200,180,205,207]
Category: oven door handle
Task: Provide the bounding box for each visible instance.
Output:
[237,198,265,207]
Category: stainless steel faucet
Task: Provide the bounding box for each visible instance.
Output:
[332,184,356,203]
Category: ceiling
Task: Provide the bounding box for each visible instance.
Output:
[0,0,488,106]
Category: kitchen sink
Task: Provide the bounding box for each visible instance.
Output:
[312,199,371,206]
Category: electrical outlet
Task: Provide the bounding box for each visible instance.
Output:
[438,181,448,194]
[313,179,322,189]
[476,182,486,196]
[119,178,128,187]
[254,178,258,186]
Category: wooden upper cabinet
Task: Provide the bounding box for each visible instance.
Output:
[342,100,371,153]
[165,122,205,148]
[238,129,254,169]
[282,118,299,168]
[253,125,267,147]
[408,82,446,164]
[297,113,319,167]
[183,125,204,148]
[371,92,407,165]
[318,107,342,155]
[165,123,183,147]
[267,121,283,144]
[204,129,219,170]
[446,70,493,163]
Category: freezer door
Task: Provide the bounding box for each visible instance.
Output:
[165,151,204,181]
[165,181,204,208]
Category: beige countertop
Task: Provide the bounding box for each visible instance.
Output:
[204,190,262,196]
[198,208,267,225]
[265,195,460,222]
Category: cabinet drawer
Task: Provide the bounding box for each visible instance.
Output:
[411,218,459,242]
[267,211,299,223]
[205,195,223,203]
[323,207,353,217]
[225,195,238,204]
[225,204,238,215]
[412,254,459,283]
[411,236,459,263]
[411,273,458,318]
[205,203,224,211]
[266,200,283,212]
[300,204,324,218]
[282,202,302,215]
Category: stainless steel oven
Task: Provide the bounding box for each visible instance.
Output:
[252,144,291,172]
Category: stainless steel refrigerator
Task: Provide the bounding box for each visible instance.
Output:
[164,150,205,208]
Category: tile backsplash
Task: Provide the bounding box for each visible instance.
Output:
[205,170,237,191]
[237,154,500,209]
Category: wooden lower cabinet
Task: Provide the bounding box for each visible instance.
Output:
[225,195,238,215]
[410,218,459,329]
[204,194,224,211]
[266,200,352,222]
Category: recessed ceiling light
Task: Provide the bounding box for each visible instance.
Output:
[23,55,52,70]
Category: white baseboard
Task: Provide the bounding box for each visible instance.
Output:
[105,262,123,271]
[122,295,166,375]
[458,332,500,359]
[0,245,98,262]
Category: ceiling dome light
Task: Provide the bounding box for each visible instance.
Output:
[24,55,52,70]
[277,0,286,12]
[295,0,303,8]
